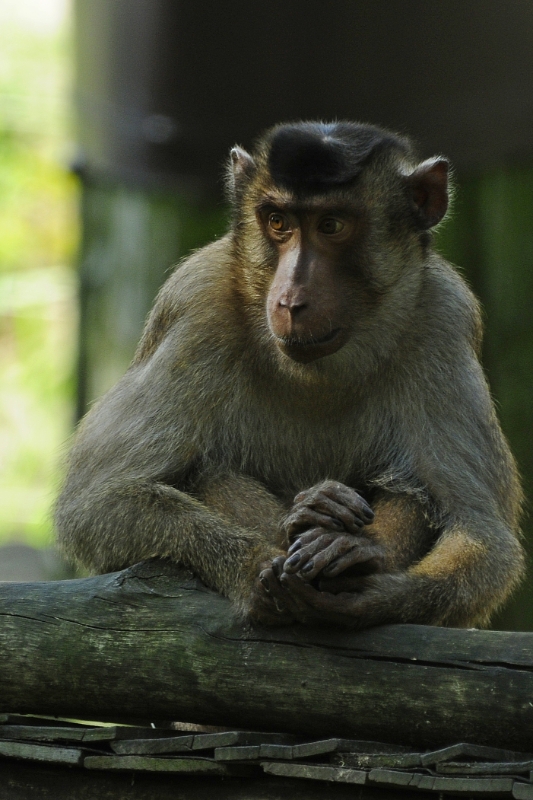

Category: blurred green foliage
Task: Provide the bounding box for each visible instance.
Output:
[0,0,77,546]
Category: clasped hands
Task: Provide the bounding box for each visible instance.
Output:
[252,481,386,626]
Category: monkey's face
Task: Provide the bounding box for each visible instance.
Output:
[256,199,367,364]
[228,121,449,366]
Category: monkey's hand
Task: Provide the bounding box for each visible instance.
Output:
[269,572,388,628]
[281,481,374,543]
[248,556,297,627]
[282,526,385,582]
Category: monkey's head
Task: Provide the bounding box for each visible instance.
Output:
[227,121,449,367]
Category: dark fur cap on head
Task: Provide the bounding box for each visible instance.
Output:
[266,121,412,193]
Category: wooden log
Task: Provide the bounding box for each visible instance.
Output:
[0,559,532,751]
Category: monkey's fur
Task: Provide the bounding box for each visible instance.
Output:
[56,121,524,629]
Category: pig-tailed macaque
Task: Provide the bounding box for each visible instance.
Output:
[55,121,524,628]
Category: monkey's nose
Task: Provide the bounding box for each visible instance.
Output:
[278,296,308,318]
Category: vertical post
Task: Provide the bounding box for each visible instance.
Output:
[76,182,226,414]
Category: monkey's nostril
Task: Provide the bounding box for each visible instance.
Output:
[279,297,307,316]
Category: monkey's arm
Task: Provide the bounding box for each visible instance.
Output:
[57,468,287,612]
[55,367,289,619]
[261,491,524,628]
[260,353,525,629]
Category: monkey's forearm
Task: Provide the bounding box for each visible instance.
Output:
[277,521,525,629]
[55,480,284,606]
[405,523,525,626]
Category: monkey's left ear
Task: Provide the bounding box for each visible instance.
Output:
[407,158,449,229]
[227,146,256,202]
[229,146,256,187]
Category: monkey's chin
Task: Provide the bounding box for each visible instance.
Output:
[277,328,347,363]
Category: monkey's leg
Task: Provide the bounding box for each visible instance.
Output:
[198,472,287,546]
[198,473,298,625]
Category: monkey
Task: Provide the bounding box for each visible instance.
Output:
[55,120,525,630]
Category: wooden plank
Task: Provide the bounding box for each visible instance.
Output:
[111,735,194,754]
[368,769,414,788]
[214,738,337,761]
[332,751,422,769]
[0,740,83,765]
[215,745,261,761]
[0,724,90,742]
[85,725,176,741]
[192,730,295,750]
[370,768,516,794]
[84,754,238,774]
[292,738,340,759]
[258,744,294,759]
[0,722,180,743]
[114,730,297,755]
[336,739,413,754]
[432,775,514,794]
[421,743,532,765]
[438,760,533,775]
[0,723,120,742]
[514,783,533,799]
[0,714,113,731]
[261,761,367,785]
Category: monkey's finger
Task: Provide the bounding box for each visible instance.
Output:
[318,483,375,524]
[284,533,338,573]
[321,546,386,578]
[292,536,358,580]
[259,567,277,593]
[321,495,373,527]
[296,482,374,525]
[288,526,335,554]
[255,570,300,623]
[308,496,367,533]
[271,555,287,577]
[280,573,360,624]
[261,565,290,596]
[284,508,343,538]
[281,573,334,605]
[277,574,319,618]
[249,582,296,626]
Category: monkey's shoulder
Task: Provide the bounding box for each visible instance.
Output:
[134,236,237,365]
[419,255,483,354]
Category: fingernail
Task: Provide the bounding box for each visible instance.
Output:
[302,561,314,574]
[287,553,301,567]
[288,540,302,554]
[260,576,270,592]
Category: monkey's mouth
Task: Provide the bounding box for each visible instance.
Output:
[282,328,341,348]
[278,328,345,363]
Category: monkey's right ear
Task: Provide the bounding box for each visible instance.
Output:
[406,158,449,229]
[228,146,256,196]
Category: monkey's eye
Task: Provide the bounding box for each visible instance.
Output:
[318,218,344,235]
[268,213,290,232]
